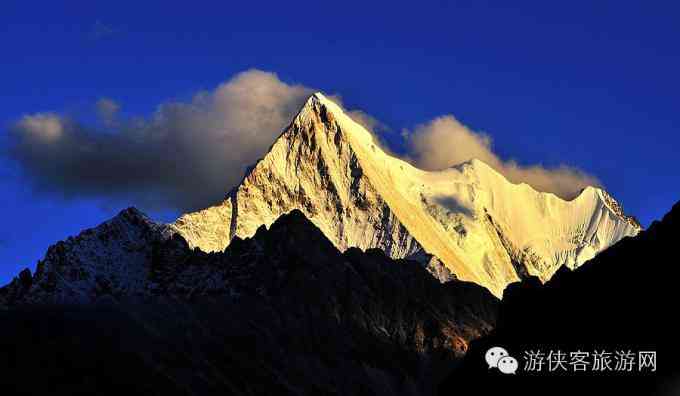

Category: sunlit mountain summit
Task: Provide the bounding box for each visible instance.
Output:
[172,93,640,297]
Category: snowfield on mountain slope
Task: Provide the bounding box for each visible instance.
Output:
[172,93,640,297]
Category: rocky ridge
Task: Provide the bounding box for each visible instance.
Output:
[0,209,498,395]
[172,93,640,296]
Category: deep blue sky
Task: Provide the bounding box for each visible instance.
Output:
[2,1,679,284]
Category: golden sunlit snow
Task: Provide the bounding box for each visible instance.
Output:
[172,93,640,296]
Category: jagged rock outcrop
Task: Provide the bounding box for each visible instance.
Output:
[0,209,498,395]
[0,208,168,305]
[172,93,640,296]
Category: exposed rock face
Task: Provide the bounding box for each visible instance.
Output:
[0,209,498,396]
[440,201,680,394]
[0,208,168,305]
[172,93,640,296]
[172,93,424,260]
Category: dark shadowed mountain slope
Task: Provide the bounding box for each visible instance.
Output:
[440,201,680,395]
[0,209,498,396]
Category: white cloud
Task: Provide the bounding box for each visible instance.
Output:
[8,69,313,211]
[14,113,64,142]
[7,70,600,213]
[404,115,600,199]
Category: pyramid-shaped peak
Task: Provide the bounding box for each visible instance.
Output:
[308,91,332,104]
[295,91,377,142]
[299,92,345,117]
[311,91,327,101]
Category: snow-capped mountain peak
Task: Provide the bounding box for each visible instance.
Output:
[0,207,169,305]
[171,93,640,296]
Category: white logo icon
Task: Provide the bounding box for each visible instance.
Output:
[497,356,519,374]
[485,346,518,374]
[485,346,509,369]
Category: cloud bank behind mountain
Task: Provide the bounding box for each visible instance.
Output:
[6,69,599,212]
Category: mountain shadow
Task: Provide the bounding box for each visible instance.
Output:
[0,209,498,396]
[439,201,680,395]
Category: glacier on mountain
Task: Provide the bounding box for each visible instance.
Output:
[171,93,640,297]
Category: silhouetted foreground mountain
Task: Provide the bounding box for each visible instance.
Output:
[440,201,680,395]
[0,210,498,396]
